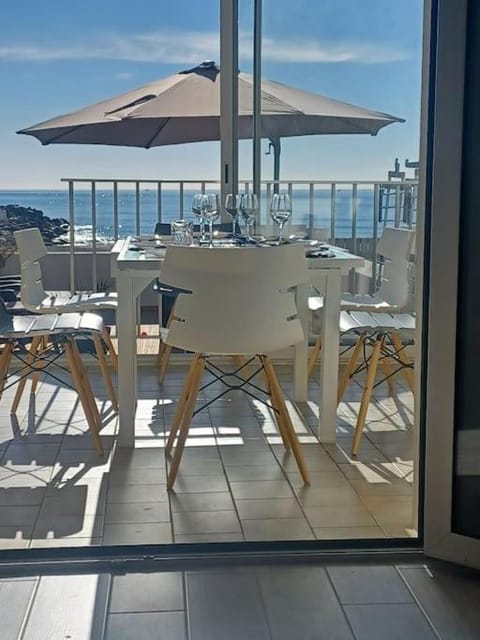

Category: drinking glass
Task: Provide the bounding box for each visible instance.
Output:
[171,219,193,245]
[240,193,258,241]
[192,193,207,242]
[225,193,241,236]
[269,193,292,244]
[203,193,220,247]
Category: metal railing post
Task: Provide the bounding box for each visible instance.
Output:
[91,181,97,292]
[68,181,75,294]
[113,181,119,241]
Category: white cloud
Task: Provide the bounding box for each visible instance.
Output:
[0,30,409,65]
[115,72,135,80]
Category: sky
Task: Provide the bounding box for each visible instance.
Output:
[0,0,424,189]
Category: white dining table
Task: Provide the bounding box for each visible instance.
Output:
[111,238,364,447]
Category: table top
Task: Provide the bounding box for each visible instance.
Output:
[112,237,364,272]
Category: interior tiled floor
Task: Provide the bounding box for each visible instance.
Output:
[0,559,479,639]
[0,358,416,549]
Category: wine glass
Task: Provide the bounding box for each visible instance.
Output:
[269,193,292,244]
[192,193,206,242]
[225,193,241,236]
[240,193,258,241]
[203,193,220,247]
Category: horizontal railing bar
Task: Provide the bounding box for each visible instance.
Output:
[60,178,418,187]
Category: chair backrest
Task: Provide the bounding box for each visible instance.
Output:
[160,244,309,355]
[13,228,49,310]
[14,227,48,262]
[376,227,415,308]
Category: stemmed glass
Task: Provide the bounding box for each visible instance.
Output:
[192,193,207,242]
[225,193,241,236]
[203,193,220,247]
[240,193,258,241]
[269,193,292,244]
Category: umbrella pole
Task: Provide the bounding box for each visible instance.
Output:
[269,137,281,194]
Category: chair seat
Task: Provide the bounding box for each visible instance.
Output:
[308,292,400,313]
[39,290,118,311]
[0,311,105,339]
[339,311,416,334]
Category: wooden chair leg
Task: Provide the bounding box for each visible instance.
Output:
[11,336,43,414]
[0,342,14,398]
[157,303,177,381]
[337,334,365,405]
[352,335,383,456]
[167,356,205,489]
[64,339,103,455]
[93,333,118,411]
[390,331,415,394]
[102,327,118,370]
[259,355,291,452]
[264,356,310,485]
[69,339,101,428]
[307,335,322,378]
[166,354,201,454]
[157,344,173,383]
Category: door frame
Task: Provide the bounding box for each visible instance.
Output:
[423,0,480,569]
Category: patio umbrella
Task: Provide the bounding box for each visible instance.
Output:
[17,61,404,182]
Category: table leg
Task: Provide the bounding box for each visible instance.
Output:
[318,269,342,442]
[117,274,138,447]
[293,283,309,402]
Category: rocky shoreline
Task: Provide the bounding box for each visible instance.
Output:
[0,204,69,266]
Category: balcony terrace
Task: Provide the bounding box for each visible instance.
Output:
[0,177,417,550]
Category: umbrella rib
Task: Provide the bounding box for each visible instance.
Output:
[25,125,87,145]
[144,118,171,148]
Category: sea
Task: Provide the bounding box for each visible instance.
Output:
[0,188,384,243]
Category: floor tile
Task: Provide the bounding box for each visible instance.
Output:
[242,518,314,541]
[174,532,244,543]
[105,501,170,524]
[172,510,241,535]
[110,572,183,613]
[0,579,36,640]
[103,523,172,545]
[304,504,377,528]
[258,565,355,640]
[230,480,294,500]
[106,483,168,504]
[399,564,480,640]
[327,566,413,604]
[344,603,437,640]
[106,611,186,640]
[170,492,235,513]
[22,574,110,640]
[186,571,271,640]
[224,465,287,481]
[314,526,385,539]
[33,514,104,539]
[236,498,304,520]
[172,475,229,493]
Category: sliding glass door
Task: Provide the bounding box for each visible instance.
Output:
[423,0,480,569]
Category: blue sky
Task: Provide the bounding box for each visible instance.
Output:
[0,0,423,189]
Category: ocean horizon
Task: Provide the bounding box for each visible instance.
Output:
[0,187,387,242]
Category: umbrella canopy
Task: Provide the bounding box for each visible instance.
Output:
[17,61,404,148]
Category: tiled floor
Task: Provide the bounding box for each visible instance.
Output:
[0,559,479,639]
[0,357,416,549]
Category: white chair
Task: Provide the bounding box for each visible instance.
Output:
[13,228,118,366]
[308,227,416,376]
[337,310,415,455]
[0,299,118,454]
[159,244,311,489]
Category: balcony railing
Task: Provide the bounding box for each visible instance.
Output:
[60,177,418,295]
